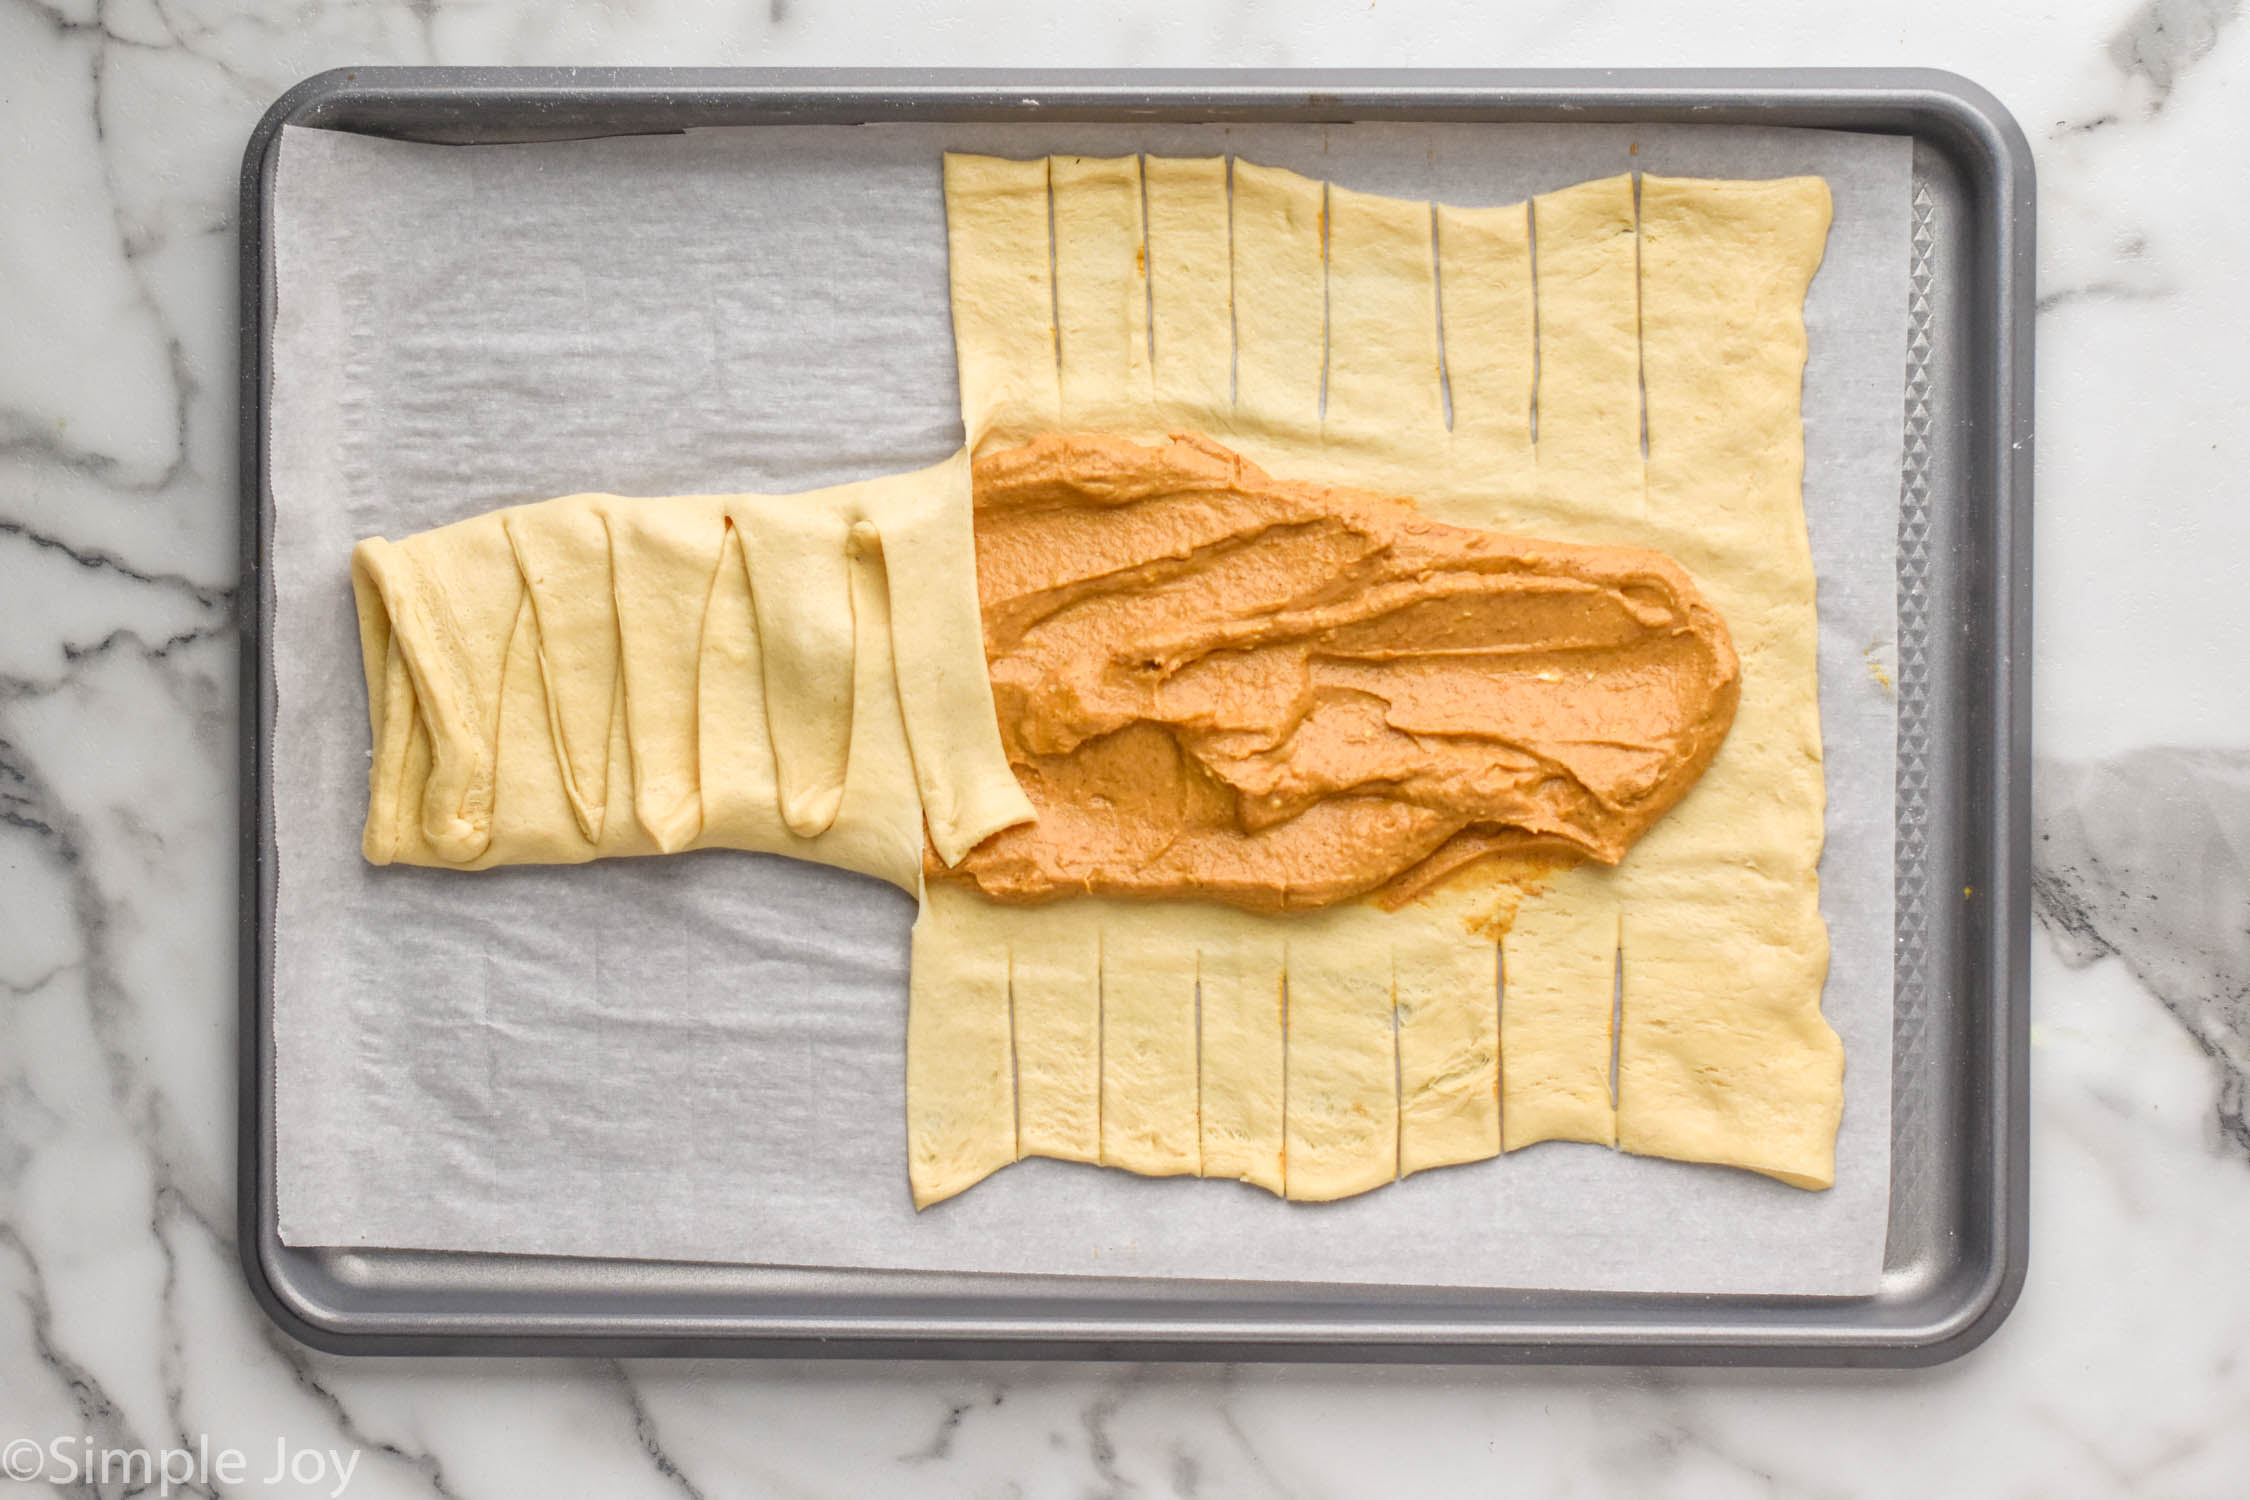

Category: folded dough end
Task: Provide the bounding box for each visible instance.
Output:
[778,782,848,841]
[349,543,404,866]
[856,449,1037,864]
[350,532,505,867]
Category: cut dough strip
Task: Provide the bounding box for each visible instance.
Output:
[1500,869,1622,1151]
[1395,920,1503,1176]
[1099,916,1201,1177]
[735,497,858,840]
[1194,909,1287,1194]
[1052,153,1155,434]
[1433,200,1535,463]
[603,495,728,853]
[1007,901,1103,1164]
[1142,155,1233,424]
[1280,937,1400,1203]
[908,892,1017,1209]
[1227,160,1327,442]
[502,495,618,844]
[1617,174,1842,1186]
[941,154,1062,451]
[1322,181,1446,446]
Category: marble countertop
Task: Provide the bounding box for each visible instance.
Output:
[4,1,2246,1494]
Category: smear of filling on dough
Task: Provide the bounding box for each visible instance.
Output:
[932,432,1740,911]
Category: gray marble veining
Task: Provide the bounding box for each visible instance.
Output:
[2037,749,2250,1154]
[2107,0,2242,106]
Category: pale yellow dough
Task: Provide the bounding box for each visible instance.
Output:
[350,453,1034,891]
[352,153,1847,1214]
[915,152,1843,1206]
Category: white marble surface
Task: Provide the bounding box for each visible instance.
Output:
[3,0,2247,1494]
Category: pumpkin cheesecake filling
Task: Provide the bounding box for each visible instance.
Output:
[933,431,1742,912]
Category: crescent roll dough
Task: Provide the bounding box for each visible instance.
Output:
[349,452,1034,890]
[912,155,1843,1207]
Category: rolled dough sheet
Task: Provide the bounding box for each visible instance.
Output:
[915,154,1840,1204]
[270,121,1904,1294]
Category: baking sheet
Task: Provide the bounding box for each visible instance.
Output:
[268,119,1906,1295]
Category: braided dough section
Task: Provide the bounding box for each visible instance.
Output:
[916,152,1841,1206]
[350,453,1034,889]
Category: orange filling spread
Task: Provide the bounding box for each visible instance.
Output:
[933,433,1739,911]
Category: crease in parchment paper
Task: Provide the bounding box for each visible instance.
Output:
[269,120,1908,1295]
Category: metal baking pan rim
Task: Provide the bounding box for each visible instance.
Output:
[236,65,2031,1365]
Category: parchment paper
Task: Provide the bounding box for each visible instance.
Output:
[270,120,1908,1294]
